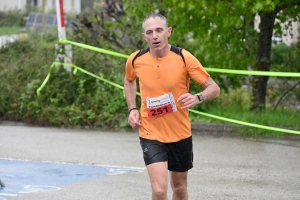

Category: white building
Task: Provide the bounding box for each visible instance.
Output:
[254,14,299,45]
[0,0,81,14]
[281,21,300,45]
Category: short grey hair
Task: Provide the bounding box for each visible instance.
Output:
[142,13,168,32]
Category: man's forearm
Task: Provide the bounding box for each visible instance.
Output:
[200,77,220,102]
[124,76,137,110]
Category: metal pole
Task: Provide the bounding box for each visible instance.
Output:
[55,0,66,40]
[55,0,72,69]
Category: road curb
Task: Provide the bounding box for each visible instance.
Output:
[1,120,299,147]
[191,122,300,147]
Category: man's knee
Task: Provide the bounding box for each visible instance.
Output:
[170,179,188,199]
[152,185,168,199]
[172,185,187,197]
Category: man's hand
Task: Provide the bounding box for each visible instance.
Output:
[128,110,142,128]
[177,93,199,109]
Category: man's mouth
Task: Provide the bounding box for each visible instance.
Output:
[153,42,160,46]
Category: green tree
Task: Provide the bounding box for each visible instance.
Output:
[250,1,300,111]
[122,0,300,111]
[270,42,300,110]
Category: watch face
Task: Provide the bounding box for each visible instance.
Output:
[197,94,203,101]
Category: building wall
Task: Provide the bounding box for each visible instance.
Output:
[254,14,299,45]
[281,21,299,45]
[0,0,81,14]
[0,0,27,11]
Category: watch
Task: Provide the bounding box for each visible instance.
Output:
[196,93,204,103]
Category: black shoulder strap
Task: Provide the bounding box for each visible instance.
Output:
[170,45,186,66]
[132,48,149,67]
[131,46,186,67]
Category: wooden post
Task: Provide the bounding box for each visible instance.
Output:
[42,0,46,36]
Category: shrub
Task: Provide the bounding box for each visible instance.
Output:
[0,31,129,128]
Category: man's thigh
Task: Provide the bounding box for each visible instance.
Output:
[139,137,193,172]
[146,162,169,190]
[170,171,188,188]
[167,136,193,172]
[140,137,168,165]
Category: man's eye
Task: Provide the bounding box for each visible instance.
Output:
[146,31,152,34]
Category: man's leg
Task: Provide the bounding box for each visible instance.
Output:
[170,171,188,200]
[167,137,192,200]
[146,161,169,200]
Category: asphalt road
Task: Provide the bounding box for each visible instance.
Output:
[0,124,299,200]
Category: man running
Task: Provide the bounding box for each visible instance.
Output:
[124,13,220,200]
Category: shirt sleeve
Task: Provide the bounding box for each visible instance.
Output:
[182,49,209,85]
[125,51,139,81]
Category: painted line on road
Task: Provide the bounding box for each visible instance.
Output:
[0,158,144,199]
[1,157,145,172]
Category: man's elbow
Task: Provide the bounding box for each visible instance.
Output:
[209,83,220,99]
[215,84,221,97]
[124,76,130,85]
[124,76,135,87]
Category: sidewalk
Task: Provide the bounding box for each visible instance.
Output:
[0,124,300,200]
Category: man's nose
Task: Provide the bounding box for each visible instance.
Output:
[152,31,158,39]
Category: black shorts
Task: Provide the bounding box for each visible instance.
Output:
[140,136,193,172]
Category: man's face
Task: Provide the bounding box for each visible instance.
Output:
[142,17,172,51]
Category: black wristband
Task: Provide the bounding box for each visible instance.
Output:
[128,108,137,114]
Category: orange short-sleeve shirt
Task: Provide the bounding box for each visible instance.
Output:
[125,48,209,143]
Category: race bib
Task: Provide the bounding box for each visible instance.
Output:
[146,93,177,118]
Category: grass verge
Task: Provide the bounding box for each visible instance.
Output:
[191,105,300,137]
[0,26,22,36]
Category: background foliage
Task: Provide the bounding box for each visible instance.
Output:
[0,1,299,135]
[122,0,300,111]
[0,32,128,128]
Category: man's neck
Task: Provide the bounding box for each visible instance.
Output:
[150,44,171,59]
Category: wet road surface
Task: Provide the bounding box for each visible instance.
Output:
[0,124,299,200]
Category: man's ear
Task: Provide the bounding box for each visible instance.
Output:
[168,27,172,37]
[142,32,147,41]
